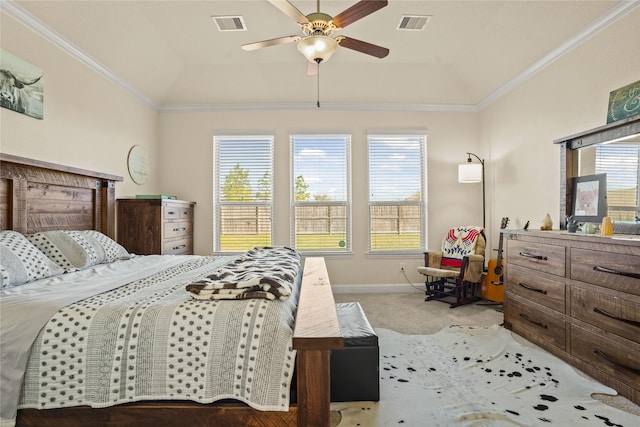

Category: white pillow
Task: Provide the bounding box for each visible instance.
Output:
[0,230,64,289]
[27,230,130,272]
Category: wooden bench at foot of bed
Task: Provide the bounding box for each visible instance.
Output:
[16,257,342,427]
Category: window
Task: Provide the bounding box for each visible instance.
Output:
[368,134,427,252]
[213,135,273,252]
[595,143,640,221]
[291,135,351,252]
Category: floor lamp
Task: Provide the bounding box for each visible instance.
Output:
[458,152,485,229]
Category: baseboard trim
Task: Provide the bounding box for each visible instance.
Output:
[332,283,423,294]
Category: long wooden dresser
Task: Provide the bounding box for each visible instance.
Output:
[503,229,640,405]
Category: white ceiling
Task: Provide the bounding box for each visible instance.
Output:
[5,1,638,110]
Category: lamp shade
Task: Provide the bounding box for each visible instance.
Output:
[297,35,338,63]
[458,163,483,183]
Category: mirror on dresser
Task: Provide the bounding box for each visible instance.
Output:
[555,115,640,233]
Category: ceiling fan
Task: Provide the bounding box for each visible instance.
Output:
[241,0,390,68]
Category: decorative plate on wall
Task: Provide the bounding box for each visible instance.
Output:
[127,145,150,185]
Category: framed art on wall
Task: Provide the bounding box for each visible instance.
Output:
[0,49,44,119]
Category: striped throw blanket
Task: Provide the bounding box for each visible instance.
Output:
[186,246,301,301]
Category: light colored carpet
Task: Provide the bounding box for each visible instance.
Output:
[332,325,639,426]
[334,290,504,335]
[332,291,640,423]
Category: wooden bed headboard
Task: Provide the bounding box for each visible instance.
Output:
[0,153,123,238]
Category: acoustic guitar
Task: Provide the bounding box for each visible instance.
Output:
[481,217,509,303]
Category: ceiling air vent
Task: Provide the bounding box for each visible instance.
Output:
[397,15,431,31]
[212,16,247,32]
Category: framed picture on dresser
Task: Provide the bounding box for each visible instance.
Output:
[570,173,607,224]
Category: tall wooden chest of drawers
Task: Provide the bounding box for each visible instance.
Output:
[503,230,640,405]
[117,199,195,255]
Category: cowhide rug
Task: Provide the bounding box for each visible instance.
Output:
[331,325,638,426]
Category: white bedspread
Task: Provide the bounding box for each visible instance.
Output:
[1,255,208,426]
[2,253,299,427]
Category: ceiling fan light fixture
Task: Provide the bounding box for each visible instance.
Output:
[297,35,338,63]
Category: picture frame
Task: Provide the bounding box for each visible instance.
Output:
[607,80,640,124]
[570,173,607,224]
[0,49,44,119]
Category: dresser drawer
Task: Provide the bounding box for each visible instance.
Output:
[506,239,566,277]
[505,296,567,352]
[163,221,192,239]
[163,237,192,255]
[506,264,566,313]
[571,248,640,296]
[571,325,640,391]
[163,203,193,220]
[570,286,640,344]
[178,205,193,220]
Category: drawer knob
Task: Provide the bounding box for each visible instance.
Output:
[593,307,640,328]
[593,349,640,376]
[518,282,547,295]
[173,227,187,232]
[173,244,186,250]
[593,265,640,280]
[519,251,548,261]
[519,313,548,329]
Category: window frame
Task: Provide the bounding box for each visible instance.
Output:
[290,133,352,255]
[367,132,428,255]
[212,134,274,254]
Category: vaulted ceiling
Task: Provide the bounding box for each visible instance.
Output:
[5,1,638,109]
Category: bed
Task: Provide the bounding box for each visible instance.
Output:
[0,153,343,427]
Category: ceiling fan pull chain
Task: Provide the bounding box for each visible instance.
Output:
[317,60,321,108]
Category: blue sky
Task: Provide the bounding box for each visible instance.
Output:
[293,135,423,202]
[217,135,424,201]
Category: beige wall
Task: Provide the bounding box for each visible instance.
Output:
[158,110,481,285]
[480,7,640,247]
[0,14,160,198]
[3,7,639,287]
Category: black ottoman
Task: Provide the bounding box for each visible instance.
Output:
[330,302,379,402]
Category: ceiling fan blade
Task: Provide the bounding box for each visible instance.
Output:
[241,35,300,51]
[268,0,309,25]
[307,61,318,76]
[333,0,388,29]
[338,36,389,58]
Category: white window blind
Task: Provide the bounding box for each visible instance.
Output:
[368,134,427,252]
[213,135,273,252]
[291,135,351,252]
[596,143,640,221]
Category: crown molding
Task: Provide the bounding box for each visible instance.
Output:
[3,0,638,114]
[0,0,160,109]
[476,0,640,110]
[159,102,478,113]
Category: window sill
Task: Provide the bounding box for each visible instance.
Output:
[366,251,424,258]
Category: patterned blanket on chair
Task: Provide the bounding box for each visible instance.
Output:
[441,226,483,268]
